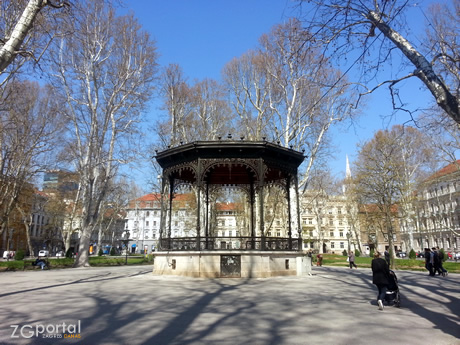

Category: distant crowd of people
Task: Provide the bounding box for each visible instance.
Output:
[424,247,448,277]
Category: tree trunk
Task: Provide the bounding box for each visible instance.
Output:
[0,0,45,73]
[367,11,460,124]
[73,226,92,267]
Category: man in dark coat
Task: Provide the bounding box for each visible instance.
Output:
[372,251,390,311]
[425,248,434,276]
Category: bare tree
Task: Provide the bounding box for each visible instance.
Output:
[222,51,273,140]
[0,80,65,240]
[223,19,357,189]
[187,79,235,141]
[389,125,434,251]
[48,0,158,267]
[298,0,459,125]
[94,178,131,253]
[159,64,191,146]
[0,0,70,86]
[157,75,235,146]
[419,108,459,166]
[352,125,432,267]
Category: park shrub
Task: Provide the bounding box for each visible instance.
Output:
[15,249,25,261]
[98,248,103,256]
[342,249,347,256]
[3,261,25,270]
[369,248,374,258]
[354,249,360,257]
[49,258,74,268]
[110,247,116,256]
[409,249,416,259]
[440,248,447,262]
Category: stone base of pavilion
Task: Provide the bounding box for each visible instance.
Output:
[153,251,311,278]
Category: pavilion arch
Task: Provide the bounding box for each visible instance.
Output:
[154,140,307,278]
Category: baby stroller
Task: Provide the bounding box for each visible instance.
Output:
[385,270,401,307]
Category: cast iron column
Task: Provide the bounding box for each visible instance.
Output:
[295,174,302,251]
[258,158,265,250]
[168,176,174,250]
[196,158,202,250]
[158,174,167,250]
[286,175,292,250]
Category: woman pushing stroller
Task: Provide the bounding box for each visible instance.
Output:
[371,251,390,311]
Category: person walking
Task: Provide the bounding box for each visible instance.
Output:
[348,250,357,269]
[425,248,434,276]
[384,249,390,267]
[372,251,390,311]
[430,247,439,277]
[316,253,323,266]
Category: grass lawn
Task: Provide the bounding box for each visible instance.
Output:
[0,255,154,271]
[320,254,460,273]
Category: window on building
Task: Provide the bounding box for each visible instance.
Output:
[146,211,150,217]
[146,221,149,227]
[268,231,272,237]
[331,242,335,248]
[340,242,344,248]
[339,231,343,237]
[330,231,334,237]
[309,230,313,237]
[277,231,281,237]
[329,219,334,226]
[337,208,342,214]
[153,221,157,227]
[309,218,313,224]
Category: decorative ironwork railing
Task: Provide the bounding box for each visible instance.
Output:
[159,236,301,251]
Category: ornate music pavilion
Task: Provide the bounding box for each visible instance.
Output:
[153,139,308,278]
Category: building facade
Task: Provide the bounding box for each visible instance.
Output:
[300,191,359,254]
[124,193,196,253]
[399,161,460,254]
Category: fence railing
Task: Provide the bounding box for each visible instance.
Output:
[159,236,301,251]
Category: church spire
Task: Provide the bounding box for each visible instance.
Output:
[346,155,351,179]
[343,155,352,194]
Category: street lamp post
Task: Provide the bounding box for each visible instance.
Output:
[346,231,351,254]
[122,229,130,265]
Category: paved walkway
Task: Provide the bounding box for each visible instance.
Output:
[0,265,459,345]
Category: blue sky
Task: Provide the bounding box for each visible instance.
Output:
[121,0,437,184]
